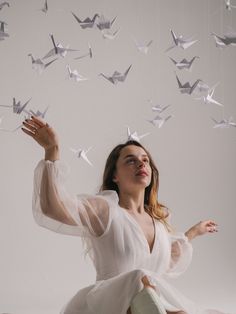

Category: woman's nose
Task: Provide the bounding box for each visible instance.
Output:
[137,160,145,168]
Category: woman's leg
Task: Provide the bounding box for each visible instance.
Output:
[141,277,187,314]
[128,310,186,314]
[129,310,186,314]
[127,275,165,314]
[127,276,187,314]
[141,275,156,290]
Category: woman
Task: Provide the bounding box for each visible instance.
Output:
[22,116,224,314]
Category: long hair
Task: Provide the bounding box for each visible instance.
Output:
[100,140,170,228]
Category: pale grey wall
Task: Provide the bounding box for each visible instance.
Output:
[0,0,235,313]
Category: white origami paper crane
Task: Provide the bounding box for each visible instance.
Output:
[40,0,48,13]
[169,56,199,71]
[195,85,223,107]
[71,12,99,29]
[0,98,31,115]
[0,2,9,11]
[147,115,172,128]
[74,43,92,60]
[166,29,198,52]
[99,65,132,84]
[102,29,120,40]
[127,126,149,142]
[211,117,236,128]
[224,0,236,10]
[194,81,211,94]
[211,31,236,46]
[28,54,57,72]
[211,33,227,48]
[66,65,88,82]
[148,100,171,114]
[70,147,93,166]
[0,21,9,40]
[43,34,79,59]
[133,38,153,54]
[96,14,117,30]
[176,74,202,95]
[29,106,49,118]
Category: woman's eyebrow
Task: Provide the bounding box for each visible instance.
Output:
[124,154,134,159]
[123,154,148,159]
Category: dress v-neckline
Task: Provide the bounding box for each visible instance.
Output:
[120,206,156,254]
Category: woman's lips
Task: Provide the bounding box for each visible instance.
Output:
[135,170,148,176]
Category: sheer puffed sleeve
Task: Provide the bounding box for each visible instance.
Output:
[165,232,193,278]
[32,160,118,237]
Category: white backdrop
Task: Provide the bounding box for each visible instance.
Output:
[0,0,235,313]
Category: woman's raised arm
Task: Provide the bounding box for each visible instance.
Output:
[21,116,77,225]
[22,116,111,237]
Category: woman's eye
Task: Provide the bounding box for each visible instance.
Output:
[127,159,135,163]
[143,159,149,163]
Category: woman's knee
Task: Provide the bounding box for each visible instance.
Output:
[141,275,156,289]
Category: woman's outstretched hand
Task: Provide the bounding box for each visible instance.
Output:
[21,116,60,161]
[185,220,218,241]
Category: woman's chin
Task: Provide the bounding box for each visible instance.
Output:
[136,175,150,182]
[133,177,151,187]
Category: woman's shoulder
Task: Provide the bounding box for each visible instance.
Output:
[97,190,119,204]
[96,190,120,222]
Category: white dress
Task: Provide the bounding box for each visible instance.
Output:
[33,160,228,314]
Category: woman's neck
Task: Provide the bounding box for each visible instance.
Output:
[118,190,145,214]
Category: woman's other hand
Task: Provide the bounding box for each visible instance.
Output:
[185,220,218,241]
[21,116,60,161]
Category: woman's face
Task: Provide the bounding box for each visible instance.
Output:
[113,145,152,192]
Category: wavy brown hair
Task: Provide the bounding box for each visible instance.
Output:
[100,140,170,228]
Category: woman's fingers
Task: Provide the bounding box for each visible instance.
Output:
[208,220,218,226]
[209,222,218,230]
[31,115,46,127]
[198,220,218,235]
[21,116,50,140]
[204,220,218,228]
[206,222,218,233]
[22,120,38,133]
[22,116,58,148]
[208,227,218,233]
[22,115,50,134]
[21,126,35,137]
[205,219,217,224]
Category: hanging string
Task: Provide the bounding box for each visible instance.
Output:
[220,0,225,119]
[206,0,210,84]
[229,3,233,28]
[155,0,160,102]
[135,0,142,36]
[182,0,185,33]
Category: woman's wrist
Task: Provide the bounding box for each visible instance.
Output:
[185,227,198,241]
[44,145,60,161]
